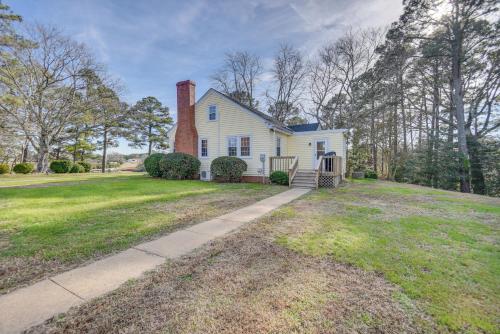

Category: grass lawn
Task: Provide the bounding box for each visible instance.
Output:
[0,173,285,293]
[0,172,139,188]
[275,180,500,333]
[29,179,499,334]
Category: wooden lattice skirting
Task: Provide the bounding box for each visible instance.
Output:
[319,175,341,188]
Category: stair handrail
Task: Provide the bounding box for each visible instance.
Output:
[288,156,299,187]
[314,155,323,189]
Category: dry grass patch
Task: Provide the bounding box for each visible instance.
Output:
[29,226,432,334]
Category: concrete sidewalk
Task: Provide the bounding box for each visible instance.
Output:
[0,187,310,334]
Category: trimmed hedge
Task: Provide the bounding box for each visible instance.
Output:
[13,163,34,174]
[365,169,378,179]
[0,163,9,174]
[144,153,167,177]
[159,153,200,179]
[76,161,91,172]
[270,171,289,185]
[69,164,85,173]
[211,156,247,182]
[50,160,73,173]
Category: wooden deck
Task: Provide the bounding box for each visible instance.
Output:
[269,155,343,188]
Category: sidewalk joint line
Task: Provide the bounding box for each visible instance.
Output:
[132,247,166,259]
[183,229,214,236]
[48,278,85,301]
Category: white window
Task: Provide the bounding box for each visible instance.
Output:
[208,105,217,121]
[227,136,251,157]
[228,137,237,156]
[240,136,250,157]
[276,137,281,156]
[201,139,208,157]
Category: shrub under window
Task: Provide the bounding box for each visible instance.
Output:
[270,171,289,185]
[13,163,34,174]
[211,156,247,182]
[50,160,73,173]
[144,153,167,177]
[159,153,200,179]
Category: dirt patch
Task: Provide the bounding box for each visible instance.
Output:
[28,224,434,334]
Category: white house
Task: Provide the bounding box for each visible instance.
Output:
[169,80,346,187]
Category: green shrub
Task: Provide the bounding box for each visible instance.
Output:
[159,153,200,179]
[50,160,73,173]
[270,171,289,185]
[0,163,9,174]
[210,156,247,182]
[144,153,167,177]
[76,161,91,172]
[69,164,85,173]
[365,169,378,179]
[13,163,34,174]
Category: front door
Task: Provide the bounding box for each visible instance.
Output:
[314,139,326,166]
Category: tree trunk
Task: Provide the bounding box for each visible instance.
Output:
[370,99,377,172]
[447,79,454,144]
[21,139,29,163]
[467,135,485,194]
[72,134,78,163]
[148,125,153,156]
[101,128,108,173]
[451,5,470,193]
[36,135,50,173]
[399,72,407,152]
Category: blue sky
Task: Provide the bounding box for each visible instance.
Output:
[9,0,403,154]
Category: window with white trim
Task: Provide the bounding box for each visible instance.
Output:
[208,105,217,121]
[228,137,237,156]
[276,137,281,156]
[201,139,208,157]
[240,136,250,157]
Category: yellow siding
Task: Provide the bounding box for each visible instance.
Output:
[287,131,346,173]
[192,89,346,178]
[195,90,276,177]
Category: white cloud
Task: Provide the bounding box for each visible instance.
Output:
[75,25,110,62]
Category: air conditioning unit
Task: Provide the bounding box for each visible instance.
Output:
[200,170,211,181]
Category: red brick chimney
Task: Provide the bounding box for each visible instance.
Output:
[174,80,198,157]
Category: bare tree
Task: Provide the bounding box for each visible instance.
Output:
[211,51,262,108]
[309,28,383,130]
[0,24,95,172]
[267,44,306,123]
[307,44,339,126]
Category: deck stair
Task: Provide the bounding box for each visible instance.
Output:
[291,169,316,188]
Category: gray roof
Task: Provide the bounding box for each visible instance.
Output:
[287,123,320,132]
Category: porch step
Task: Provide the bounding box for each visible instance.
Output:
[297,169,314,173]
[293,176,315,182]
[291,169,316,188]
[292,182,316,189]
[295,172,315,177]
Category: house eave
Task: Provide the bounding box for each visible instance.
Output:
[290,128,348,136]
[266,122,293,135]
